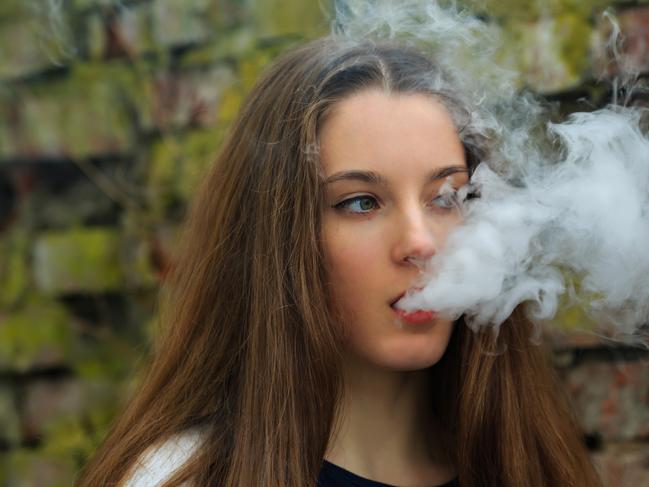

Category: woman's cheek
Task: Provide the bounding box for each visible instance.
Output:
[332,221,383,276]
[324,219,385,306]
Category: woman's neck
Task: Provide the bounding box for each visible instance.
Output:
[324,353,455,486]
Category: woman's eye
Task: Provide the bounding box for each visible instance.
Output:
[334,195,379,213]
[430,192,457,210]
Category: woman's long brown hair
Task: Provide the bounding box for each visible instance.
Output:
[76,37,603,487]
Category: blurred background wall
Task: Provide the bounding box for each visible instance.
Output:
[0,1,647,486]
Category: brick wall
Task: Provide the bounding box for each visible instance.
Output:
[0,1,647,485]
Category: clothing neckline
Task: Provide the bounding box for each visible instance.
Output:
[321,459,458,487]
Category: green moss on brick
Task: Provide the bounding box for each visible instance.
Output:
[501,15,589,93]
[34,379,124,462]
[119,212,161,289]
[0,386,20,447]
[555,12,592,81]
[552,269,602,331]
[218,83,244,123]
[179,29,256,68]
[461,0,540,21]
[10,59,158,159]
[0,228,30,307]
[0,3,77,80]
[462,0,611,21]
[238,50,274,91]
[0,0,32,20]
[251,0,328,38]
[546,0,614,18]
[0,296,72,372]
[177,127,226,200]
[147,127,226,211]
[0,116,14,158]
[75,331,143,379]
[71,0,131,12]
[0,19,58,79]
[86,3,156,60]
[148,136,184,214]
[33,227,124,293]
[152,0,213,47]
[6,448,77,487]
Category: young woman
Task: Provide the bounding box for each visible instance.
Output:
[76,37,604,487]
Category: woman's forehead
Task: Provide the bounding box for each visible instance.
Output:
[319,89,466,178]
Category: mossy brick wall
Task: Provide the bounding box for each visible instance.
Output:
[0,1,647,486]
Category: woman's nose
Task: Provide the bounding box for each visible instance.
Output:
[391,210,438,269]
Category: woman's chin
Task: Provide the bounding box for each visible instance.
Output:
[366,346,449,372]
[384,355,445,372]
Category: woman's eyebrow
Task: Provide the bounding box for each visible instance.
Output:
[324,165,467,186]
[324,170,388,186]
[430,165,468,181]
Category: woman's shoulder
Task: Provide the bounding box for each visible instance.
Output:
[122,427,207,487]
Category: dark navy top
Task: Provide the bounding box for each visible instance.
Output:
[318,460,459,487]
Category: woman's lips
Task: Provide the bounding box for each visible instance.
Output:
[390,288,436,324]
[393,308,437,324]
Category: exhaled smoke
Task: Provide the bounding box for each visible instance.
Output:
[336,1,649,344]
[402,108,649,340]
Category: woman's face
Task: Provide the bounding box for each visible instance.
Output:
[321,89,469,371]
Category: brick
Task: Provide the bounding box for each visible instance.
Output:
[0,15,75,81]
[16,376,129,485]
[176,128,226,200]
[592,6,649,79]
[0,88,17,156]
[543,304,619,350]
[0,297,73,372]
[120,219,161,288]
[562,360,649,442]
[0,227,30,308]
[0,19,54,80]
[540,271,624,349]
[217,82,245,123]
[25,175,120,230]
[148,223,180,280]
[593,442,649,487]
[0,454,5,487]
[151,65,236,131]
[86,2,154,59]
[5,448,76,487]
[147,128,224,211]
[501,14,592,93]
[238,49,274,91]
[0,385,20,447]
[152,0,214,48]
[33,227,124,294]
[21,378,84,441]
[146,137,179,214]
[546,328,615,349]
[179,28,256,68]
[72,0,124,11]
[20,375,123,453]
[32,224,162,293]
[251,0,327,38]
[462,0,614,21]
[120,219,180,282]
[73,324,145,380]
[0,0,33,19]
[1,63,141,161]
